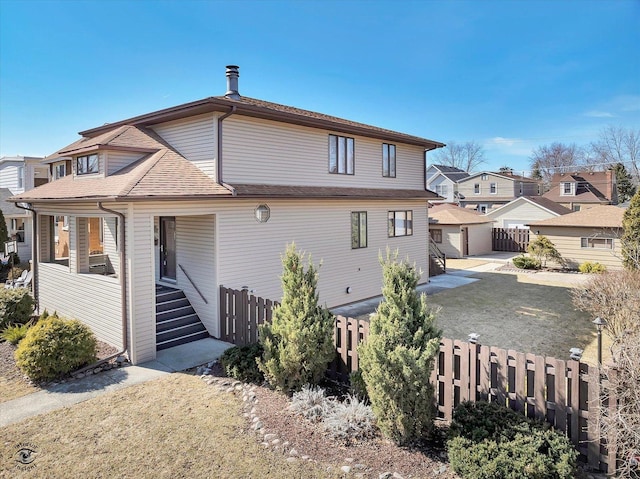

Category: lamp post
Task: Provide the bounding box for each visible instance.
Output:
[593,317,605,367]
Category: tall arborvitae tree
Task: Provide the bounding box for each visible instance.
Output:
[613,163,636,203]
[258,243,335,393]
[358,250,442,445]
[622,189,640,270]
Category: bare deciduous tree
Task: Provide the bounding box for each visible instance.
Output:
[529,142,585,187]
[432,141,486,172]
[591,126,640,181]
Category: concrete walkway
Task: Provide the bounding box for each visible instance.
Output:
[0,338,232,428]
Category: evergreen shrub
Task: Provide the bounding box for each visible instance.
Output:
[258,244,335,393]
[0,288,34,330]
[15,315,97,381]
[358,249,442,445]
[219,343,264,383]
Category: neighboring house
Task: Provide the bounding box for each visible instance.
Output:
[485,196,571,229]
[528,205,625,270]
[428,204,493,258]
[542,171,616,211]
[425,164,470,203]
[457,171,541,213]
[11,65,444,365]
[0,155,48,260]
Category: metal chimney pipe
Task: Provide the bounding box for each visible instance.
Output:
[225,65,240,99]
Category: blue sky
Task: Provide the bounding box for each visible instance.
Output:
[1,0,638,173]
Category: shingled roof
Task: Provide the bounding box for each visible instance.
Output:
[429,204,493,225]
[528,205,625,228]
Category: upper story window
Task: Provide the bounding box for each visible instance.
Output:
[77,154,99,175]
[481,174,488,181]
[490,183,497,194]
[435,184,448,197]
[388,210,413,237]
[351,212,367,249]
[329,135,354,175]
[474,183,480,194]
[561,182,574,196]
[519,182,523,195]
[382,143,396,178]
[54,163,66,179]
[17,166,24,189]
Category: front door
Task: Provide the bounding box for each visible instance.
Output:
[160,217,176,281]
[462,227,469,256]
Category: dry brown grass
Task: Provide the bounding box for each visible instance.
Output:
[0,342,37,404]
[0,373,338,478]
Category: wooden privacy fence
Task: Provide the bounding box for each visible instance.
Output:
[218,286,614,473]
[492,227,530,252]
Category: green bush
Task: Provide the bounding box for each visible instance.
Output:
[15,316,97,381]
[578,261,607,274]
[0,322,32,345]
[348,369,369,402]
[528,235,564,268]
[447,401,577,478]
[512,255,541,270]
[358,250,442,445]
[0,288,35,330]
[258,244,336,393]
[219,343,264,383]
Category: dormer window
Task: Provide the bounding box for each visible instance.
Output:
[561,182,574,196]
[77,154,99,175]
[54,163,66,179]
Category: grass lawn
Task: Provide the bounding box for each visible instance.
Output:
[427,271,611,364]
[0,373,338,479]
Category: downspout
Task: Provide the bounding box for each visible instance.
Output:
[423,144,442,191]
[72,202,128,373]
[14,202,38,311]
[217,105,237,195]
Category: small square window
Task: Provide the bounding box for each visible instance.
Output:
[481,174,488,180]
[388,210,413,237]
[430,228,442,243]
[351,212,367,249]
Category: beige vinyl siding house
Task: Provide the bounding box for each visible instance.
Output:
[12,65,443,364]
[457,171,540,212]
[528,205,625,270]
[429,204,493,258]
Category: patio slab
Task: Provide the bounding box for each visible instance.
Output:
[153,337,233,372]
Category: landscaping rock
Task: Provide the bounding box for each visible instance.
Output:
[379,473,393,479]
[392,473,404,479]
[263,433,277,441]
[341,466,352,474]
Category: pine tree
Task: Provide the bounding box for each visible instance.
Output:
[257,243,335,393]
[613,163,636,203]
[621,189,640,270]
[358,250,442,445]
[528,235,564,268]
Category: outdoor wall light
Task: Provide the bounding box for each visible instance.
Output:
[569,347,583,361]
[346,286,352,294]
[593,317,605,366]
[468,333,480,344]
[255,204,270,223]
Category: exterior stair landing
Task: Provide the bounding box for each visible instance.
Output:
[156,285,209,351]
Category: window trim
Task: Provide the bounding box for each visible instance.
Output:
[430,228,443,243]
[17,165,24,189]
[382,143,396,178]
[561,182,574,196]
[351,211,368,249]
[490,182,497,194]
[474,183,480,194]
[580,237,613,250]
[328,134,355,175]
[388,210,413,238]
[481,174,488,181]
[435,184,448,197]
[76,154,99,175]
[54,162,66,180]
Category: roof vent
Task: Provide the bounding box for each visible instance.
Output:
[225,65,240,99]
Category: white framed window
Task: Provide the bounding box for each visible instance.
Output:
[435,184,448,197]
[76,154,99,175]
[382,143,396,178]
[329,134,354,175]
[388,210,413,237]
[561,182,574,196]
[581,237,613,249]
[519,182,523,195]
[17,166,24,189]
[572,205,581,212]
[479,204,489,213]
[351,212,367,249]
[474,183,480,194]
[481,174,488,181]
[54,163,66,179]
[490,182,497,194]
